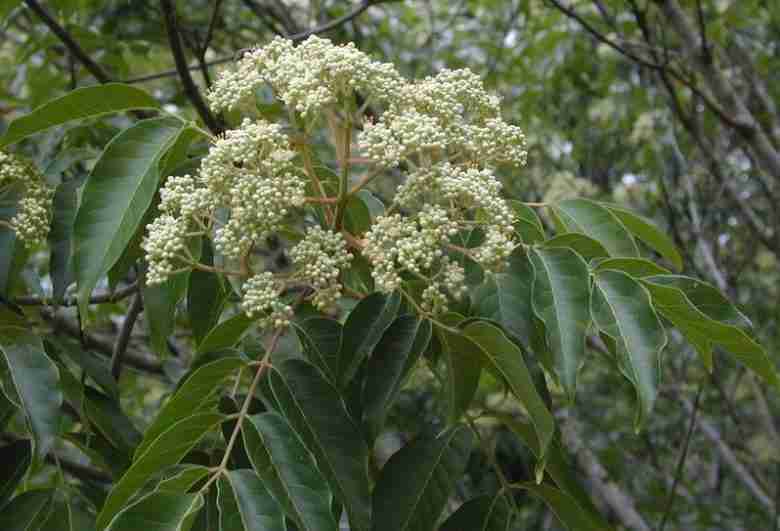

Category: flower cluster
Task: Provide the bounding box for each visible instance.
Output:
[240,228,351,324]
[145,35,528,323]
[143,118,305,285]
[143,215,190,285]
[0,151,53,247]
[358,69,527,168]
[201,119,305,258]
[363,205,459,293]
[242,271,294,328]
[289,226,352,310]
[208,36,403,117]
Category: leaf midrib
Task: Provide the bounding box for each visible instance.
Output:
[399,430,460,531]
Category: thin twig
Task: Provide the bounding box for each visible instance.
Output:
[201,327,283,492]
[13,282,138,307]
[42,308,164,375]
[110,293,144,381]
[24,0,112,82]
[124,0,400,85]
[1,433,111,482]
[159,0,224,134]
[546,0,753,132]
[285,0,396,43]
[658,384,703,531]
[240,0,286,36]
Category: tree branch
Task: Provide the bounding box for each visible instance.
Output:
[559,413,652,531]
[13,282,138,307]
[285,0,398,43]
[125,0,400,85]
[159,0,224,134]
[110,293,144,381]
[658,384,703,531]
[240,0,287,36]
[24,0,112,83]
[1,433,112,483]
[678,394,776,516]
[656,0,780,178]
[41,308,164,376]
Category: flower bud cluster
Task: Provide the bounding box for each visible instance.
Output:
[144,118,305,285]
[420,258,467,313]
[143,214,189,285]
[363,205,459,294]
[358,69,527,169]
[289,226,352,310]
[242,271,294,328]
[146,36,527,321]
[208,36,403,117]
[202,119,305,258]
[0,151,53,247]
[395,162,516,270]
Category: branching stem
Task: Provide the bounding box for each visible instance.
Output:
[201,327,283,492]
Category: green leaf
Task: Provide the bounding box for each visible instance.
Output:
[530,247,591,399]
[356,190,385,218]
[106,491,203,531]
[521,484,608,531]
[473,249,536,347]
[155,465,210,493]
[271,359,370,531]
[96,412,223,530]
[0,331,62,458]
[646,275,751,327]
[0,439,32,507]
[641,278,779,386]
[371,426,472,531]
[74,117,184,316]
[553,199,639,257]
[58,340,119,399]
[83,387,142,462]
[191,489,219,531]
[40,501,78,531]
[594,257,671,277]
[344,194,372,235]
[196,314,255,355]
[363,316,431,438]
[439,495,511,531]
[509,201,545,243]
[501,416,604,521]
[339,292,400,387]
[142,272,187,357]
[48,180,78,303]
[245,413,338,531]
[603,204,683,270]
[187,240,225,345]
[438,328,482,424]
[43,147,97,183]
[0,388,16,431]
[294,317,342,384]
[543,233,609,261]
[221,470,286,531]
[464,321,555,459]
[135,357,244,459]
[0,84,161,148]
[0,490,54,530]
[591,270,666,428]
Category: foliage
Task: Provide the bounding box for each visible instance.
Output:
[0,1,778,530]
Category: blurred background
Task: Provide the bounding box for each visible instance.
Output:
[1,1,778,528]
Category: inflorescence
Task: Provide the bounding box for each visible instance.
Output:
[0,151,53,247]
[144,35,527,325]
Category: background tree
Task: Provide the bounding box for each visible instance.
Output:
[0,1,778,529]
